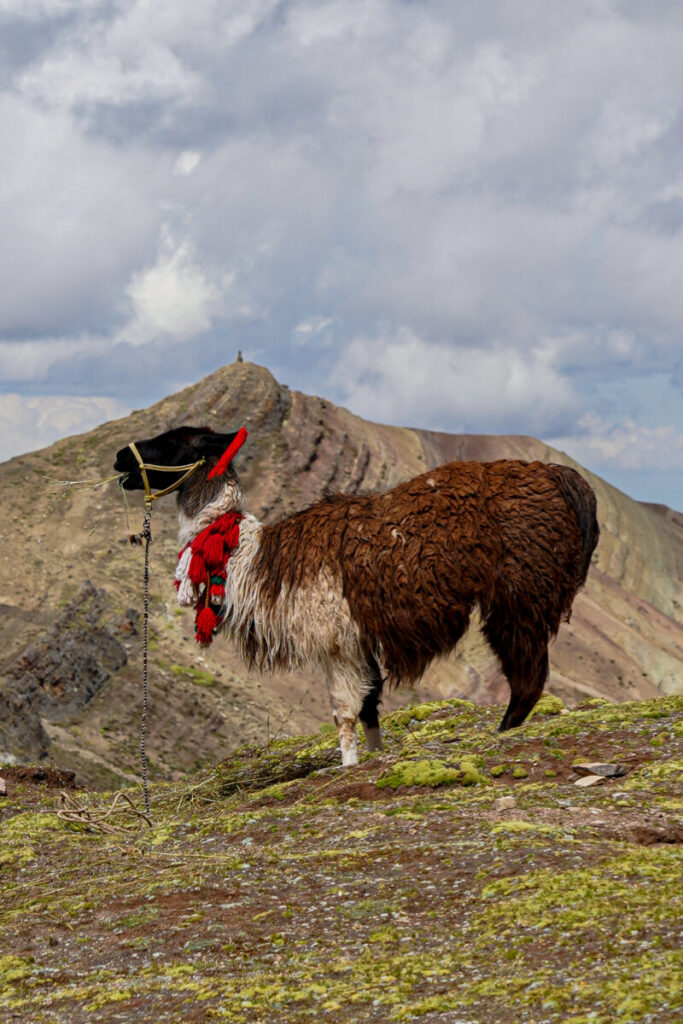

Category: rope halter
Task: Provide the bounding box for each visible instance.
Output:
[127,427,248,506]
[127,442,205,506]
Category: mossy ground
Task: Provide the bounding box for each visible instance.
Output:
[1,695,682,1023]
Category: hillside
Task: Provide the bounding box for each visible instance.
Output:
[1,694,682,1022]
[1,360,682,788]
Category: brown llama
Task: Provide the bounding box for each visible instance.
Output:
[115,426,599,766]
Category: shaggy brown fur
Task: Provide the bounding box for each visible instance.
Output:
[115,429,599,742]
[247,459,597,729]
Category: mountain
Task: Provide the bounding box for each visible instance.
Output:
[1,361,682,787]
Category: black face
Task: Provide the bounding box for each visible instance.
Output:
[114,426,240,492]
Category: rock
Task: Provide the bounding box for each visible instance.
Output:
[573,762,627,778]
[492,796,517,811]
[574,774,605,788]
[0,776,6,796]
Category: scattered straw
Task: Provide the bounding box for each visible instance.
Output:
[54,790,152,835]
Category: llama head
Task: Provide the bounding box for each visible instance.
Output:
[114,426,244,496]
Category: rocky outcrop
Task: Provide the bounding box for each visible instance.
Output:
[0,582,127,761]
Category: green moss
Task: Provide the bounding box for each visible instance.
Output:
[385,699,475,731]
[512,766,528,779]
[257,782,287,801]
[0,811,67,842]
[368,925,400,944]
[480,845,680,925]
[170,664,214,686]
[490,764,509,777]
[0,955,35,996]
[622,758,683,791]
[294,735,338,759]
[0,846,34,868]
[377,757,487,790]
[490,820,558,836]
[519,694,682,740]
[148,823,177,847]
[528,692,566,718]
[114,907,160,929]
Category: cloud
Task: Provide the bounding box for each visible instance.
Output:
[0,92,163,336]
[122,228,227,345]
[0,337,105,383]
[330,328,577,434]
[1,0,683,505]
[0,393,130,462]
[0,1,102,17]
[173,150,201,176]
[549,413,683,474]
[292,316,333,347]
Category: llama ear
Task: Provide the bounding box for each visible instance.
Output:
[196,431,241,455]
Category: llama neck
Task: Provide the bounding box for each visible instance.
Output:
[177,476,247,548]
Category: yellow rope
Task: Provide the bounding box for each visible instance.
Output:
[127,442,205,503]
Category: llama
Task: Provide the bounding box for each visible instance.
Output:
[115,426,599,766]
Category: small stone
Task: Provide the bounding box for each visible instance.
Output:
[573,762,627,778]
[492,796,517,811]
[0,777,6,797]
[574,774,605,787]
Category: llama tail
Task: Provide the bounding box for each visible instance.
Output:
[548,464,600,584]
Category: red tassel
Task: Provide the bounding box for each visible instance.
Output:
[174,579,180,591]
[202,533,225,567]
[188,552,206,585]
[191,522,214,553]
[223,522,240,549]
[195,606,218,645]
[209,583,224,600]
[207,427,248,480]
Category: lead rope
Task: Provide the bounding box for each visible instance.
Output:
[140,501,152,817]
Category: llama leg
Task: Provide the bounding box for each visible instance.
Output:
[483,609,550,732]
[325,663,364,767]
[498,647,549,731]
[359,652,384,753]
[336,713,359,767]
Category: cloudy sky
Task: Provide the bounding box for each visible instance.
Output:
[1,0,682,508]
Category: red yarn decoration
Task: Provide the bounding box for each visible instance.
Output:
[188,552,206,584]
[202,533,225,565]
[195,606,218,645]
[222,521,240,548]
[207,427,248,480]
[176,510,243,647]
